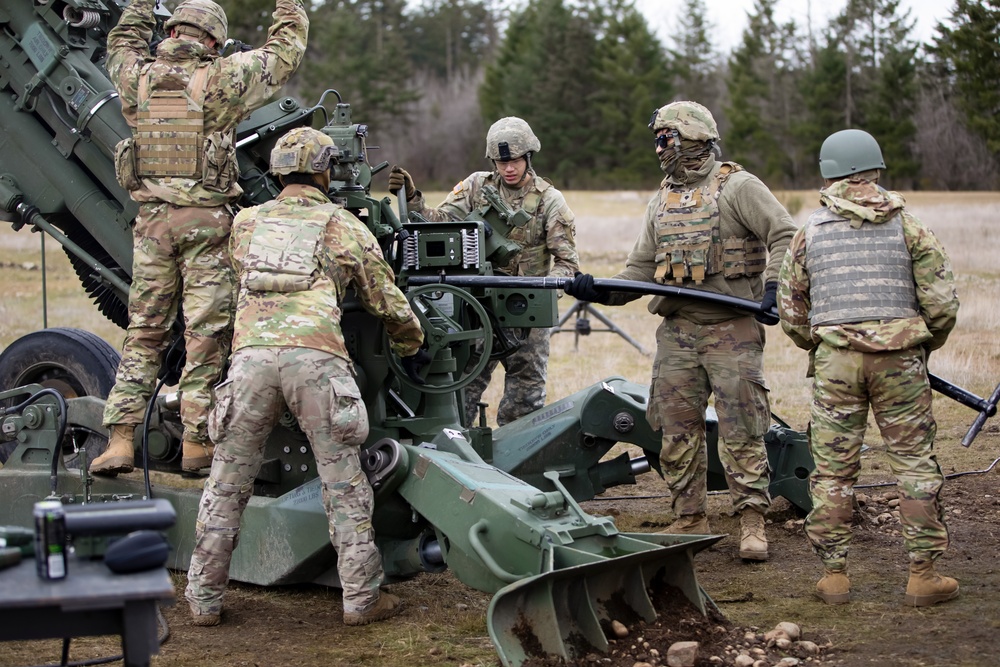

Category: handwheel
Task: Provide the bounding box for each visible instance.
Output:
[387,284,493,394]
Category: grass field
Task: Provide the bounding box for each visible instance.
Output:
[0,190,998,667]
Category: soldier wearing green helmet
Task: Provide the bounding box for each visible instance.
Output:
[778,129,960,607]
[91,0,308,481]
[185,126,427,628]
[567,100,797,562]
[388,117,579,427]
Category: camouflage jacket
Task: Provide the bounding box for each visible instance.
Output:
[230,185,424,359]
[778,179,959,353]
[609,156,796,324]
[407,171,579,279]
[106,0,308,207]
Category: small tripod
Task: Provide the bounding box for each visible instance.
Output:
[551,299,650,356]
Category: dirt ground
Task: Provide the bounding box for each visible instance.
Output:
[3,427,998,667]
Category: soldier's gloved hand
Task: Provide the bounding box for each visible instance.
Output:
[565,272,609,304]
[755,281,780,326]
[388,166,416,200]
[401,348,432,385]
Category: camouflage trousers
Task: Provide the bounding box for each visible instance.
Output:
[647,316,772,519]
[103,203,234,444]
[185,347,382,615]
[806,343,949,570]
[464,327,550,427]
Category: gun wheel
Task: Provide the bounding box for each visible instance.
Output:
[0,327,120,467]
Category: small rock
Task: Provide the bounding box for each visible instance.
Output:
[650,648,659,658]
[428,647,442,656]
[734,655,755,667]
[856,492,870,505]
[796,640,820,654]
[888,498,900,508]
[586,654,599,663]
[775,622,801,640]
[776,637,792,649]
[743,631,757,642]
[666,640,699,667]
[776,659,800,667]
[752,661,768,667]
[709,657,725,665]
[952,508,963,515]
[751,647,766,657]
[611,620,629,638]
[877,512,894,524]
[455,603,469,611]
[632,662,652,667]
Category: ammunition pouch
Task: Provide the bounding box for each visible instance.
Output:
[202,132,238,193]
[722,236,766,278]
[113,137,142,192]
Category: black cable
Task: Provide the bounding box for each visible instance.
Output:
[0,388,69,495]
[141,375,169,500]
[19,603,170,667]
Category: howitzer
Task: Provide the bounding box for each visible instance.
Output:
[410,274,1000,448]
[0,2,728,665]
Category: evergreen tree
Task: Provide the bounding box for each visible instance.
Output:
[929,0,1000,155]
[479,0,598,186]
[299,1,418,127]
[588,0,672,188]
[404,0,500,82]
[724,0,804,186]
[667,0,721,114]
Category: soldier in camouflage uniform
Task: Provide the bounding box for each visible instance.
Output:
[91,0,308,476]
[567,101,796,561]
[777,129,960,606]
[387,117,579,426]
[185,127,429,627]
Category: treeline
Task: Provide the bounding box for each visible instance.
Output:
[217,0,1000,191]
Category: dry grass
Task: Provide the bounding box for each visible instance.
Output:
[0,191,998,667]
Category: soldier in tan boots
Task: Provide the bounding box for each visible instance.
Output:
[778,129,960,606]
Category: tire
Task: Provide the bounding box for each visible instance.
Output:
[0,328,120,467]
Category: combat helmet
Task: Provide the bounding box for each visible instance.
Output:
[485,117,540,161]
[648,101,720,142]
[165,0,228,44]
[270,127,339,176]
[818,129,886,179]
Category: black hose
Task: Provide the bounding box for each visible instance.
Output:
[140,375,168,500]
[19,603,170,667]
[1,388,69,495]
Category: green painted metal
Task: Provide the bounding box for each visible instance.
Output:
[0,4,817,664]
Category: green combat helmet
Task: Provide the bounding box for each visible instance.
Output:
[485,117,540,161]
[270,127,339,175]
[648,101,720,142]
[818,129,886,179]
[164,0,229,44]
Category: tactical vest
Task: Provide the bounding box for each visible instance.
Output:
[804,208,918,325]
[478,175,552,276]
[652,162,765,284]
[243,206,332,293]
[135,63,209,178]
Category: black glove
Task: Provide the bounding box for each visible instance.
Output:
[388,166,416,200]
[755,281,780,326]
[401,348,432,385]
[565,272,609,304]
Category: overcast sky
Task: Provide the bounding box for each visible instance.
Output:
[634,0,955,53]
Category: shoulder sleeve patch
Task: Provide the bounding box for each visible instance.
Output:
[452,180,466,195]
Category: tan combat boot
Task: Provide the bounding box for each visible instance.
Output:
[90,425,135,476]
[815,568,851,604]
[182,440,215,474]
[189,605,221,627]
[739,508,769,561]
[658,513,710,535]
[343,592,404,626]
[904,560,959,607]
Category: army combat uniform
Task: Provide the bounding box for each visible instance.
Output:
[778,178,959,573]
[605,153,795,522]
[407,171,579,426]
[185,183,424,618]
[102,0,308,450]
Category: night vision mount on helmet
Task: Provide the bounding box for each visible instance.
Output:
[485,116,540,161]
